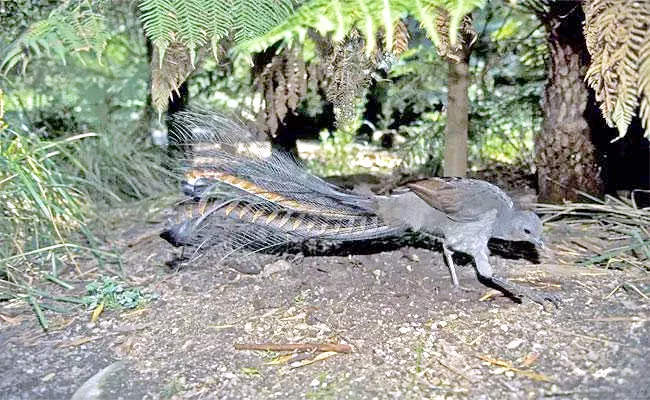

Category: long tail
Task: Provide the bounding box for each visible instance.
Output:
[160,110,404,257]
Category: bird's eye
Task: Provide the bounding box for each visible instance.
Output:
[523,229,531,234]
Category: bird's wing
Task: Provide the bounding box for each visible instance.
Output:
[405,177,513,221]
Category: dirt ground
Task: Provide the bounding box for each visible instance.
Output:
[1,199,649,400]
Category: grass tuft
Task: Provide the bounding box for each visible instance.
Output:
[537,193,650,270]
[0,97,169,328]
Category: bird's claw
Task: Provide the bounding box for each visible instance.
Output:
[490,275,561,308]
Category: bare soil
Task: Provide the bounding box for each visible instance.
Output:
[1,198,649,400]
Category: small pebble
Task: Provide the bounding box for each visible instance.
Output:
[506,338,524,349]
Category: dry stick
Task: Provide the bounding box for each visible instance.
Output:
[234,343,352,354]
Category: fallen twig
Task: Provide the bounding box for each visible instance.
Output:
[477,355,553,382]
[234,342,352,353]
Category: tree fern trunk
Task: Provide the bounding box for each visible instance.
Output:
[444,57,469,177]
[536,4,604,202]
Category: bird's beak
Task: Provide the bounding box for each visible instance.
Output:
[534,238,545,249]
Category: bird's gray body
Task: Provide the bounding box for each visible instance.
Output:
[161,110,558,306]
[374,185,545,297]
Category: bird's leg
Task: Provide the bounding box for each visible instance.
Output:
[442,243,460,287]
[489,275,561,307]
[473,251,561,307]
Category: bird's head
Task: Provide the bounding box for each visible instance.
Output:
[496,210,544,248]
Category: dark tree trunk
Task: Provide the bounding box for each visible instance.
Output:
[166,81,189,125]
[444,56,470,177]
[139,38,157,138]
[165,81,189,160]
[536,3,604,202]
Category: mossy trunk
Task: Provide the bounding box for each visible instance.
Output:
[536,4,604,202]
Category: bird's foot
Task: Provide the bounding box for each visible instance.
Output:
[284,252,305,264]
[489,275,561,308]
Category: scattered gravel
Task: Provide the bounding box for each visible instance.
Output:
[1,218,648,400]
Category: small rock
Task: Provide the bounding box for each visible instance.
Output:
[373,269,382,282]
[261,260,292,277]
[593,367,615,379]
[222,372,237,380]
[506,338,524,349]
[229,261,263,275]
[41,372,56,382]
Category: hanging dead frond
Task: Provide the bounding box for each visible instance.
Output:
[254,44,310,135]
[151,41,195,114]
[584,0,650,138]
[273,66,289,122]
[325,29,376,126]
[391,19,410,56]
[285,46,307,110]
[434,8,477,63]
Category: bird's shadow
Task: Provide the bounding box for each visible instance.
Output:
[165,232,540,272]
[487,238,540,263]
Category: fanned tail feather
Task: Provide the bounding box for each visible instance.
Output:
[161,110,404,259]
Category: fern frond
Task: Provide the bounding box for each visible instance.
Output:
[204,0,231,59]
[234,0,294,42]
[140,0,294,60]
[584,0,650,138]
[245,0,484,56]
[151,42,194,114]
[173,0,209,66]
[444,0,484,46]
[639,38,650,135]
[1,1,110,75]
[413,0,441,49]
[392,19,410,55]
[140,0,177,62]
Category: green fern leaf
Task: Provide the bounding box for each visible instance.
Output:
[173,0,209,66]
[204,0,231,59]
[358,0,377,55]
[414,0,441,48]
[233,0,294,42]
[140,0,177,62]
[1,2,110,75]
[445,0,483,46]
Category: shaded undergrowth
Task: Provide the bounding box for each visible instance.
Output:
[0,102,172,328]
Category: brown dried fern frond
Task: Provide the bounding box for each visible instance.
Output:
[273,66,289,121]
[434,8,476,63]
[637,15,650,136]
[325,29,375,126]
[254,45,309,135]
[392,19,410,56]
[584,0,650,138]
[151,41,195,114]
[284,46,306,110]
